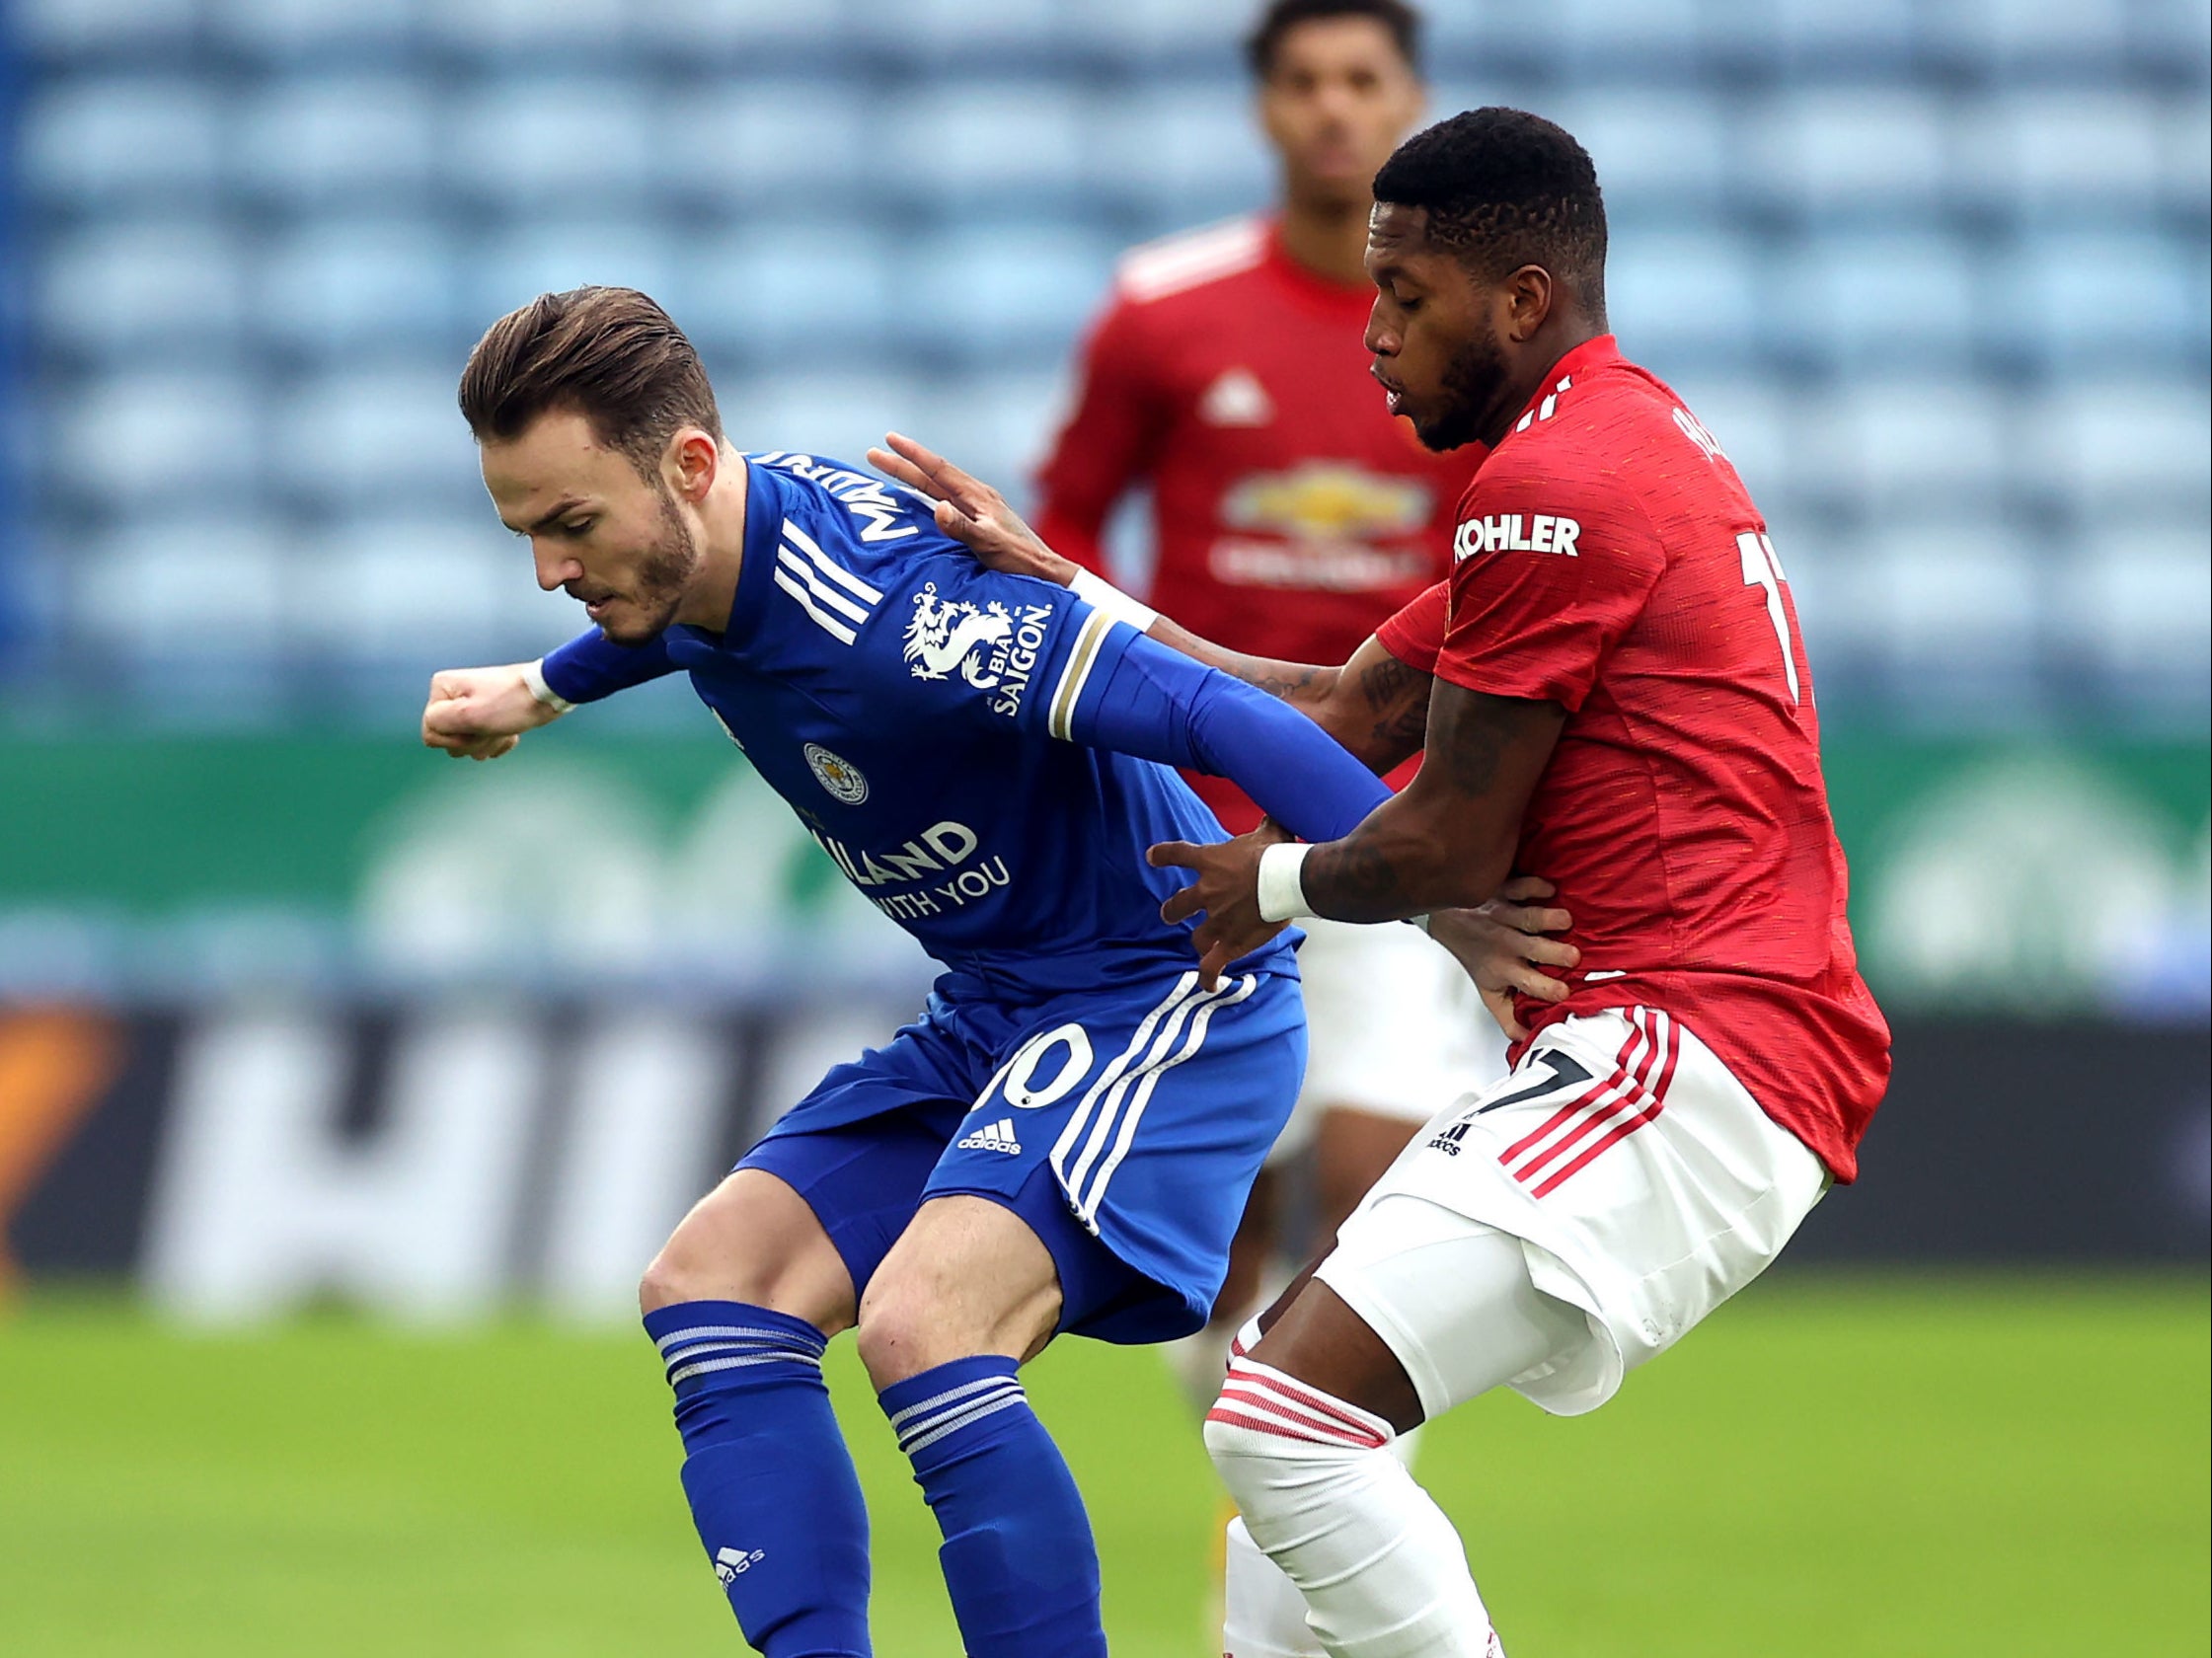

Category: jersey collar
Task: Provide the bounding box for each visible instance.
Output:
[1499,334,1621,437]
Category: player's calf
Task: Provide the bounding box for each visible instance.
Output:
[640,1170,872,1657]
[857,1194,1107,1658]
[1205,1355,1495,1658]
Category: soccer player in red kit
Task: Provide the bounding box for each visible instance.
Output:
[880,107,1890,1656]
[1035,0,1513,1463]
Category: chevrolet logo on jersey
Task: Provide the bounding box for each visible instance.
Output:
[1222,463,1432,542]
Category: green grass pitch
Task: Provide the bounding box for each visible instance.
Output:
[0,1274,2202,1656]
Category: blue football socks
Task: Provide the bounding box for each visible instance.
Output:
[877,1355,1106,1657]
[645,1301,872,1657]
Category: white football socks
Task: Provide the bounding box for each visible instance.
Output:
[1206,1358,1496,1658]
[1222,1419,1427,1656]
[1224,1514,1326,1657]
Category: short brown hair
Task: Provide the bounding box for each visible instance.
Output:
[1246,0,1421,77]
[458,286,722,478]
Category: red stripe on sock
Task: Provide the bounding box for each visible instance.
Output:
[1226,1362,1389,1445]
[1212,1384,1385,1449]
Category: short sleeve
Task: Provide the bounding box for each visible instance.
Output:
[1374,579,1450,673]
[1435,457,1663,713]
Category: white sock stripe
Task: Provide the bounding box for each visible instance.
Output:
[661,1339,823,1377]
[668,1352,825,1387]
[900,1378,1026,1432]
[891,1380,1029,1448]
[897,1391,1030,1456]
[654,1322,827,1357]
[884,1374,1026,1433]
[896,1378,1025,1432]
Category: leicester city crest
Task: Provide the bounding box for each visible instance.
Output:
[802,742,869,805]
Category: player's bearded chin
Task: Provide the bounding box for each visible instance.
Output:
[606,488,700,642]
[1415,330,1509,453]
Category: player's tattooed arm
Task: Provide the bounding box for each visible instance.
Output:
[1153,682,1564,981]
[867,432,1428,771]
[1301,682,1564,922]
[1345,644,1434,773]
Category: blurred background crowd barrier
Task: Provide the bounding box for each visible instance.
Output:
[0,0,2204,1318]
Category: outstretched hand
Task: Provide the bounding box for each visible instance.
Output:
[866,433,1073,582]
[1147,823,1290,988]
[1423,876,1581,1041]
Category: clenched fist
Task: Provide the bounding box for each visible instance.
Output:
[420,663,566,761]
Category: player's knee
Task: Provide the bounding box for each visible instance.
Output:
[637,1246,702,1317]
[1204,1362,1398,1517]
[1201,1396,1275,1477]
[853,1278,965,1388]
[1203,1392,1301,1503]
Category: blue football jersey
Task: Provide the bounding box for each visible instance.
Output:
[544,451,1376,996]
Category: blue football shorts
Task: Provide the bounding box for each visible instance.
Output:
[739,964,1306,1345]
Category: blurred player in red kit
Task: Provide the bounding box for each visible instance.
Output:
[879,103,1891,1658]
[1034,0,1512,1495]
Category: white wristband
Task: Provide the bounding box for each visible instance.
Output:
[1069,565,1159,633]
[522,658,573,715]
[1256,842,1316,924]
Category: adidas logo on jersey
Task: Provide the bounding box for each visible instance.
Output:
[715,1545,766,1584]
[956,1117,1023,1155]
[1199,368,1273,428]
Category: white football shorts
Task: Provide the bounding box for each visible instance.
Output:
[1267,917,1509,1167]
[1314,1005,1829,1418]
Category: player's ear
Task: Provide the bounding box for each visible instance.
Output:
[1503,264,1553,342]
[667,428,719,502]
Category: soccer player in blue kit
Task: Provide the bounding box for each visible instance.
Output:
[419,286,1409,1656]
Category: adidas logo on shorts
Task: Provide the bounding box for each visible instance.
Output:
[956,1117,1023,1155]
[1426,1118,1472,1158]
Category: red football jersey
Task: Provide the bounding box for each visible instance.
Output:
[1374,336,1890,1180]
[1035,215,1473,829]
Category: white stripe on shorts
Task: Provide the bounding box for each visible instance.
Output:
[1049,970,1254,1226]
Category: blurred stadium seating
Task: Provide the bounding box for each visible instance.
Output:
[2,0,2204,729]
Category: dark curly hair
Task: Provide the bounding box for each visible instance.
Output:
[1373,109,1608,322]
